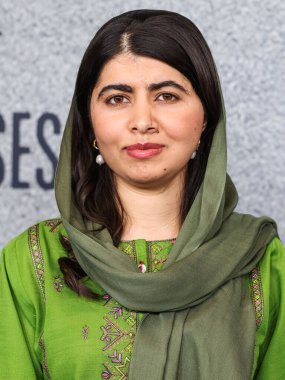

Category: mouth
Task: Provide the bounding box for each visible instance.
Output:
[125,143,165,159]
[126,143,165,151]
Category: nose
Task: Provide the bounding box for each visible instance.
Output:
[129,100,159,134]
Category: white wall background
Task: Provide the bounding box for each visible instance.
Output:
[0,0,284,250]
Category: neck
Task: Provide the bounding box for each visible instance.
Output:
[116,175,184,241]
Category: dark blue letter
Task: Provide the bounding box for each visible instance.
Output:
[12,113,31,188]
[36,113,61,189]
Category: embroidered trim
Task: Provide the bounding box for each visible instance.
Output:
[100,298,137,379]
[249,266,264,328]
[39,334,51,379]
[100,317,125,351]
[148,241,170,272]
[115,356,130,378]
[118,241,137,263]
[44,219,62,233]
[28,224,45,302]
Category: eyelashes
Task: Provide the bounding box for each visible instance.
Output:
[106,95,129,105]
[156,93,178,102]
[105,92,180,106]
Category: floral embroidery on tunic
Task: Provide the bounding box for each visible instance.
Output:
[28,224,45,302]
[118,241,137,263]
[148,240,174,272]
[102,355,130,379]
[102,365,112,379]
[100,297,138,379]
[249,266,264,327]
[100,316,127,350]
[53,275,65,292]
[44,219,63,233]
[114,356,130,380]
[82,325,90,340]
[101,310,136,380]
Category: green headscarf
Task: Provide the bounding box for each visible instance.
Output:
[55,53,277,380]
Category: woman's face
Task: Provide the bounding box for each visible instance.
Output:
[90,53,205,189]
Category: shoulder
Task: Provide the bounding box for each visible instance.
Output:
[250,236,284,284]
[259,236,285,313]
[258,236,285,288]
[264,236,285,258]
[2,218,67,263]
[1,218,68,300]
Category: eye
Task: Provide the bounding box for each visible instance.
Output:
[106,95,129,105]
[156,93,178,102]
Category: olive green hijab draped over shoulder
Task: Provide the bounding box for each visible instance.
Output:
[55,30,277,380]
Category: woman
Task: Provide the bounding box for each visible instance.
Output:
[0,9,284,380]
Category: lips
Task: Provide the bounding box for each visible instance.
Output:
[126,143,164,151]
[125,142,164,159]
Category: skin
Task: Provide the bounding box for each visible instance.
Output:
[90,53,205,240]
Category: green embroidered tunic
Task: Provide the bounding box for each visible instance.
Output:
[0,219,285,379]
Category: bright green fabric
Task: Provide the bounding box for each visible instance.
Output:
[0,220,284,379]
[247,237,285,379]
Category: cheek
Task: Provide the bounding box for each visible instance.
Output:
[162,105,204,141]
[91,114,121,145]
[166,119,202,142]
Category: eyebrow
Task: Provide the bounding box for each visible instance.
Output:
[149,80,189,94]
[97,80,189,99]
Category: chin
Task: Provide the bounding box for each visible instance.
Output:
[114,163,186,189]
[125,171,176,189]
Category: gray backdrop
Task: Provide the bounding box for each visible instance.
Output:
[0,0,284,250]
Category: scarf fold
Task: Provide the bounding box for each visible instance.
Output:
[55,94,277,379]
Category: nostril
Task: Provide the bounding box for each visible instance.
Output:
[130,123,159,133]
[148,125,159,133]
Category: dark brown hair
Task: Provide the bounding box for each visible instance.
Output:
[59,9,222,298]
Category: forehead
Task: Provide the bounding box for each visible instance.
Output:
[94,53,191,88]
